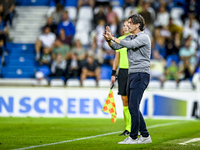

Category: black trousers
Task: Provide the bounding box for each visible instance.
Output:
[126,72,150,139]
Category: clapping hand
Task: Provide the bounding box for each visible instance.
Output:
[103,26,113,41]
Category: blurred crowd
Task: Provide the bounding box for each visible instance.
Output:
[31,0,200,86]
[0,0,15,65]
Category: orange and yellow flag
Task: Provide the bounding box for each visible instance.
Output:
[102,89,117,123]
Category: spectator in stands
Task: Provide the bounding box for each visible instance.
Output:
[51,53,67,78]
[106,5,118,25]
[78,0,94,10]
[185,0,199,16]
[0,4,5,22]
[58,28,72,46]
[53,0,65,6]
[123,0,136,9]
[150,0,161,12]
[109,14,120,37]
[40,47,52,67]
[95,19,105,48]
[165,0,176,11]
[183,12,199,42]
[35,25,56,61]
[154,3,169,27]
[150,50,166,86]
[187,35,198,51]
[179,37,197,67]
[65,52,81,81]
[168,17,183,37]
[152,27,166,58]
[42,17,57,34]
[72,39,86,66]
[0,37,4,65]
[192,62,200,88]
[0,0,15,27]
[0,16,8,51]
[165,60,179,82]
[95,0,110,7]
[102,40,115,67]
[80,53,100,86]
[165,32,181,58]
[52,38,70,60]
[178,59,195,81]
[51,4,64,24]
[57,11,75,40]
[91,39,103,65]
[93,5,106,28]
[135,0,143,13]
[139,1,154,32]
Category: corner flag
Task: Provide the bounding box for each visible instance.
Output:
[102,87,117,123]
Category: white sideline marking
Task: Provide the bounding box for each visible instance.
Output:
[13,121,188,150]
[179,138,200,145]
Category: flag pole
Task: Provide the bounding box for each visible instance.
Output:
[110,83,114,90]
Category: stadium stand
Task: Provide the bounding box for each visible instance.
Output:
[66,78,80,87]
[147,80,162,89]
[65,6,77,21]
[163,80,177,90]
[16,0,49,6]
[178,80,194,90]
[2,43,36,78]
[82,79,96,87]
[0,0,199,88]
[50,78,65,86]
[98,79,110,87]
[9,7,48,43]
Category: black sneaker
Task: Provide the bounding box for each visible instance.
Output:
[119,130,130,136]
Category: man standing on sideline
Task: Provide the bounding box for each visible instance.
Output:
[111,20,131,136]
[103,14,152,144]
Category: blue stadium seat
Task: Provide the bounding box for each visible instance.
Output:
[65,0,78,7]
[49,0,56,7]
[16,0,49,6]
[8,47,35,54]
[7,54,35,60]
[1,66,36,78]
[5,59,36,66]
[166,54,179,67]
[100,65,112,80]
[37,65,51,76]
[111,0,124,7]
[2,43,37,78]
[7,43,34,51]
[49,0,65,7]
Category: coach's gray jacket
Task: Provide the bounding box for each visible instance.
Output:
[110,31,151,74]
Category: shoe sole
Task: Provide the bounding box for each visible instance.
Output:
[138,140,152,144]
[118,142,139,144]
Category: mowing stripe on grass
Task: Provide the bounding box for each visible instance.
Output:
[13,121,188,150]
[179,138,200,145]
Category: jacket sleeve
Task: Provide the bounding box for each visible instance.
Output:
[110,42,123,50]
[119,34,149,50]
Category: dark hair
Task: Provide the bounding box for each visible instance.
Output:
[123,19,128,23]
[43,25,51,30]
[128,14,145,31]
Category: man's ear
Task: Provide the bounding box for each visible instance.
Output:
[137,23,140,28]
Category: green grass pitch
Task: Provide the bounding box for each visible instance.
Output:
[0,117,200,150]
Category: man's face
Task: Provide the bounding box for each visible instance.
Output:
[123,21,129,34]
[44,27,50,34]
[185,40,190,48]
[87,56,94,64]
[62,12,68,21]
[127,18,139,33]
